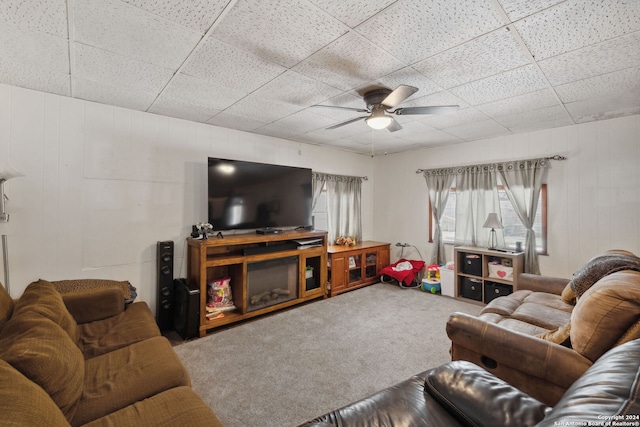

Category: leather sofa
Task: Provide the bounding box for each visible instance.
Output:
[447,250,640,405]
[0,279,222,426]
[300,338,640,426]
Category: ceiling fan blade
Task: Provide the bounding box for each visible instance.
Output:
[326,116,368,130]
[312,105,369,113]
[386,118,402,132]
[381,85,419,108]
[394,105,459,115]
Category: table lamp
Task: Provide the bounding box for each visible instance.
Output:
[483,213,503,250]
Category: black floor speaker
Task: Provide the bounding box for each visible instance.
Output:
[173,278,200,340]
[156,240,174,331]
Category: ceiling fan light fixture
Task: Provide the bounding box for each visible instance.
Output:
[366,109,393,130]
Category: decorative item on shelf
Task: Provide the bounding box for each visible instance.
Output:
[482,213,503,250]
[196,222,213,239]
[305,266,314,279]
[335,236,356,246]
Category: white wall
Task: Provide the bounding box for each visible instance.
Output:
[0,84,374,308]
[373,115,640,278]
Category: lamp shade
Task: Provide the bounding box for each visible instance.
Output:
[483,213,503,229]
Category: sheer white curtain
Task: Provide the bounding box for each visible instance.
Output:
[311,172,327,212]
[454,165,502,247]
[498,158,549,274]
[423,171,455,265]
[325,175,362,244]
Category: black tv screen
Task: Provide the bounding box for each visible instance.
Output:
[208,158,312,232]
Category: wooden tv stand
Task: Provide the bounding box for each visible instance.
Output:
[187,230,327,337]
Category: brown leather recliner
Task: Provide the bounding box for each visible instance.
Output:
[446,250,640,406]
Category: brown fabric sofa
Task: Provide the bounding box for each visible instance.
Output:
[0,279,222,427]
[446,250,640,406]
[300,338,640,427]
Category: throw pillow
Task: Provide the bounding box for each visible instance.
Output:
[0,314,84,422]
[12,279,79,344]
[0,359,70,427]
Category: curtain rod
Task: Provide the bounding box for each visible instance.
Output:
[313,171,368,180]
[414,155,566,174]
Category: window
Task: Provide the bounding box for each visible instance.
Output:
[312,186,328,232]
[429,184,547,254]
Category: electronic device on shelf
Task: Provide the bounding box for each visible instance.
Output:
[207,158,313,234]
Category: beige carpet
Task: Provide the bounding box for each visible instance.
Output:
[173,283,482,427]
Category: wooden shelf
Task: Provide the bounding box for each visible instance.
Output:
[454,246,524,305]
[187,230,328,336]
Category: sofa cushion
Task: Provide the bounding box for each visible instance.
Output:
[0,359,71,427]
[72,336,191,426]
[0,314,84,421]
[78,301,160,359]
[82,386,222,427]
[0,282,13,331]
[425,360,548,427]
[571,270,640,362]
[12,279,79,344]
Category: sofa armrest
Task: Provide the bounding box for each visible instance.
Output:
[425,360,549,427]
[446,312,592,390]
[62,287,125,324]
[517,273,569,294]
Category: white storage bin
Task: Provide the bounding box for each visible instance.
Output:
[488,263,513,281]
[440,268,454,297]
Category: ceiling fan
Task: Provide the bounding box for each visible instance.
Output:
[313,85,459,132]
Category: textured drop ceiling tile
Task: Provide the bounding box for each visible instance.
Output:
[222,95,301,124]
[413,28,530,89]
[450,65,548,105]
[496,0,565,21]
[293,31,406,91]
[207,111,268,132]
[149,95,220,122]
[565,95,640,124]
[514,0,640,60]
[402,90,468,109]
[420,108,490,130]
[493,104,573,132]
[476,88,559,117]
[211,0,348,68]
[355,0,503,64]
[310,92,367,116]
[182,37,286,93]
[307,0,397,27]
[555,67,640,103]
[391,120,453,143]
[364,66,442,99]
[75,43,174,94]
[539,31,640,86]
[162,73,247,111]
[73,77,157,111]
[0,24,69,73]
[121,0,228,33]
[443,120,511,141]
[251,71,342,107]
[0,62,70,96]
[0,0,68,38]
[268,110,337,134]
[74,0,202,70]
[253,124,303,141]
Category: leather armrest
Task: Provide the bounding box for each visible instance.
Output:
[425,361,549,427]
[446,312,592,390]
[62,287,125,324]
[517,273,569,294]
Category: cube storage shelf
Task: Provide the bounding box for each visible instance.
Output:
[187,230,328,337]
[454,246,524,305]
[327,241,390,297]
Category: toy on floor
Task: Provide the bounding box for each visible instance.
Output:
[421,264,441,293]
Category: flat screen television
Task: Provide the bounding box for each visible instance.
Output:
[208,158,313,233]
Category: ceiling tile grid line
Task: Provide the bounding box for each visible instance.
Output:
[0,0,638,156]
